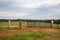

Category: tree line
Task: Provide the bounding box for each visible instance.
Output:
[0,19,60,24]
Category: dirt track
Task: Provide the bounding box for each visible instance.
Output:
[0,27,60,37]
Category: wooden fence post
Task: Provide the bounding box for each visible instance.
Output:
[57,23,58,29]
[51,20,54,28]
[51,23,52,28]
[34,21,35,27]
[27,21,28,27]
[39,21,40,28]
[38,21,40,27]
[19,20,21,29]
[56,20,58,29]
[8,19,11,30]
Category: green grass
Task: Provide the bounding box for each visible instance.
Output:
[0,30,60,40]
[39,22,51,28]
[0,27,20,31]
[0,21,60,29]
[0,27,8,31]
[21,22,27,27]
[0,22,8,26]
[0,21,19,26]
[11,21,19,26]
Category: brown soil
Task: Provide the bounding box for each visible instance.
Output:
[0,27,60,37]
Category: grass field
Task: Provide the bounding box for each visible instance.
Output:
[0,30,60,40]
[0,21,60,40]
[0,21,60,29]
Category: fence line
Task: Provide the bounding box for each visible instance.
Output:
[0,19,60,30]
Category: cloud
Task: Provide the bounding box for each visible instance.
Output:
[14,0,60,8]
[0,0,60,19]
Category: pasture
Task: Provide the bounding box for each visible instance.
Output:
[0,20,60,40]
[0,20,60,30]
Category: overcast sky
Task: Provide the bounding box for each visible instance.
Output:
[0,0,60,19]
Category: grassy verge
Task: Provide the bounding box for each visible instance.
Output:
[0,30,60,40]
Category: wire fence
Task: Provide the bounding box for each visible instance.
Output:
[0,19,60,30]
